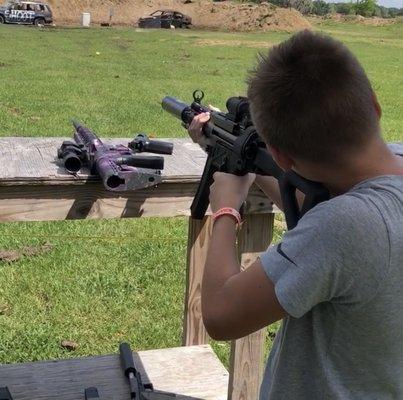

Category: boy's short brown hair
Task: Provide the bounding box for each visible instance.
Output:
[247,30,379,163]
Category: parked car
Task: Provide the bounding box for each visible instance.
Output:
[0,1,53,25]
[138,10,192,29]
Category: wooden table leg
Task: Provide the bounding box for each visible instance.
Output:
[182,216,213,346]
[228,214,274,400]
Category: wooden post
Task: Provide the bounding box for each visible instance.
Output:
[228,214,274,400]
[182,216,213,346]
[109,8,114,26]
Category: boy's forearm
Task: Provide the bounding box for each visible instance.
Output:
[202,216,240,324]
[201,177,281,308]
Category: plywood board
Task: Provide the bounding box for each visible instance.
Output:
[0,138,206,185]
[0,345,228,400]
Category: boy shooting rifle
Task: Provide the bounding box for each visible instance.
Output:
[188,30,403,399]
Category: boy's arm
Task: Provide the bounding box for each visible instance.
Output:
[202,172,287,340]
[203,216,286,340]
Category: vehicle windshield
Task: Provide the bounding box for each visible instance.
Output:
[3,1,42,7]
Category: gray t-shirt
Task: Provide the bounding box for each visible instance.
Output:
[260,153,403,399]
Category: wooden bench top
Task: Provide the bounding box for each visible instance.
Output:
[0,345,229,400]
[0,137,273,221]
[0,138,206,186]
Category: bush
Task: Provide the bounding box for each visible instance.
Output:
[312,0,331,15]
[335,2,355,15]
[267,0,314,13]
[352,0,377,17]
[267,0,291,7]
[290,0,313,14]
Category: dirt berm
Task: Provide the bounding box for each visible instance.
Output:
[47,0,312,32]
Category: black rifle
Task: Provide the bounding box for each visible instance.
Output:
[58,122,174,192]
[162,90,330,230]
[0,387,12,400]
[85,387,101,399]
[120,343,176,400]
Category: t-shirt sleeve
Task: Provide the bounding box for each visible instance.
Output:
[260,195,389,318]
[388,143,403,156]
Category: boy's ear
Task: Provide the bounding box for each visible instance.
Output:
[267,145,294,171]
[372,91,382,120]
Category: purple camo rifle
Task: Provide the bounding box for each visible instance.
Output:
[58,121,173,191]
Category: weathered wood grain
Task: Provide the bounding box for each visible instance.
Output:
[0,137,274,221]
[0,345,228,400]
[228,214,274,400]
[0,183,273,221]
[0,137,206,184]
[2,138,400,185]
[182,217,213,346]
[228,330,266,400]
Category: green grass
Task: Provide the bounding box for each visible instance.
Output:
[0,23,401,140]
[0,218,189,362]
[0,22,401,367]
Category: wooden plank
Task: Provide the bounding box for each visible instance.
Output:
[228,331,266,400]
[0,184,273,221]
[2,138,400,185]
[142,345,228,398]
[182,217,213,346]
[0,138,207,184]
[0,345,228,400]
[227,214,274,400]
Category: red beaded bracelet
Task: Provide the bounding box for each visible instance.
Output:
[212,207,242,226]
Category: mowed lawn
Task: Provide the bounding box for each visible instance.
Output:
[0,21,402,367]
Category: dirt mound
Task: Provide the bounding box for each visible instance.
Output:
[47,0,311,32]
[329,13,395,26]
[47,0,183,25]
[192,1,311,31]
[195,38,272,48]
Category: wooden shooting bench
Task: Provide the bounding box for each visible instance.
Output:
[0,137,275,400]
[0,345,228,399]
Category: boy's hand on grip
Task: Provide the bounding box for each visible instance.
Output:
[188,112,210,149]
[209,172,256,213]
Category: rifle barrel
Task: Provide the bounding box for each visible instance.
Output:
[120,342,141,399]
[161,97,190,122]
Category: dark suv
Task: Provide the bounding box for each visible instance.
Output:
[0,1,53,25]
[138,10,192,29]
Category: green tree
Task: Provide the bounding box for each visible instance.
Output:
[312,0,331,15]
[353,0,377,16]
[328,3,337,14]
[379,6,390,17]
[335,2,355,14]
[267,0,291,8]
[290,0,313,14]
[387,7,399,17]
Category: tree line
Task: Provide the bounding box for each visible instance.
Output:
[258,0,403,18]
